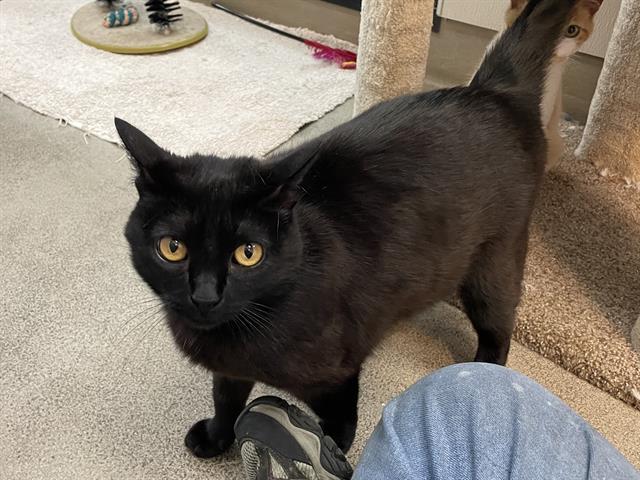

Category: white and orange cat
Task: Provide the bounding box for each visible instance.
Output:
[506,0,603,169]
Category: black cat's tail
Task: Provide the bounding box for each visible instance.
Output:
[470,0,576,101]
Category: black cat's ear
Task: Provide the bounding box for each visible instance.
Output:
[259,150,320,211]
[114,117,170,189]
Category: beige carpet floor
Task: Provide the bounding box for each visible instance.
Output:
[514,121,640,410]
[2,97,639,479]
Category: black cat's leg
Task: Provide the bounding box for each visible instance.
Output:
[185,375,254,458]
[304,371,360,452]
[460,233,528,366]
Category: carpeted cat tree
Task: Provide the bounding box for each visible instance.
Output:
[353,0,434,115]
[576,0,640,351]
[575,0,640,187]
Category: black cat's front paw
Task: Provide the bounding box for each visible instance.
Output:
[184,418,235,458]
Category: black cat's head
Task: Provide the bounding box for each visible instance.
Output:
[115,118,317,331]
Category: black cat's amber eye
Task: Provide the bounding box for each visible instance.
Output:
[157,236,188,262]
[233,243,264,267]
[565,25,581,38]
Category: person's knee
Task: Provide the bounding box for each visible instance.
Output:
[374,363,529,467]
[383,363,533,420]
[415,363,518,397]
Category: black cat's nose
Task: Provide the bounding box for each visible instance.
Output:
[191,275,221,313]
[191,292,221,312]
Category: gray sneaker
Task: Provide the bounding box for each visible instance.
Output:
[234,396,353,480]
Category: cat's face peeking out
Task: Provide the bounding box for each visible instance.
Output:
[116,118,315,331]
[506,0,602,59]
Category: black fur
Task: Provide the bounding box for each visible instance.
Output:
[116,0,577,458]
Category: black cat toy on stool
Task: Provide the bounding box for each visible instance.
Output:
[145,0,183,34]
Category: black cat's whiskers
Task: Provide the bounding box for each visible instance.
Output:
[121,310,167,359]
[255,170,266,186]
[229,314,247,342]
[234,311,263,341]
[137,311,168,343]
[123,306,164,339]
[239,310,270,341]
[120,300,165,329]
[246,303,280,334]
[127,296,164,307]
[140,304,166,340]
[118,304,165,345]
[243,303,283,343]
[180,331,191,352]
[248,300,276,314]
[123,315,167,359]
[242,310,272,339]
[238,308,277,344]
[237,312,255,336]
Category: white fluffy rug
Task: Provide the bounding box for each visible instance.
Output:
[0,0,356,156]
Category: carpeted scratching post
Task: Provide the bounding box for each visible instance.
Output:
[353,0,434,115]
[575,0,640,185]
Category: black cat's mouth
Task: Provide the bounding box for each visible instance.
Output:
[175,314,232,332]
[184,319,227,331]
[167,300,277,338]
[164,302,232,332]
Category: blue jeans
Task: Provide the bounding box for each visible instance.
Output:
[353,363,639,480]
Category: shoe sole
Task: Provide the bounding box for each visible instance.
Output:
[235,396,353,480]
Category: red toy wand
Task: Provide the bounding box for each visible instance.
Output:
[211,2,357,69]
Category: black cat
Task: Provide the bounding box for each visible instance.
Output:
[116,0,577,459]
